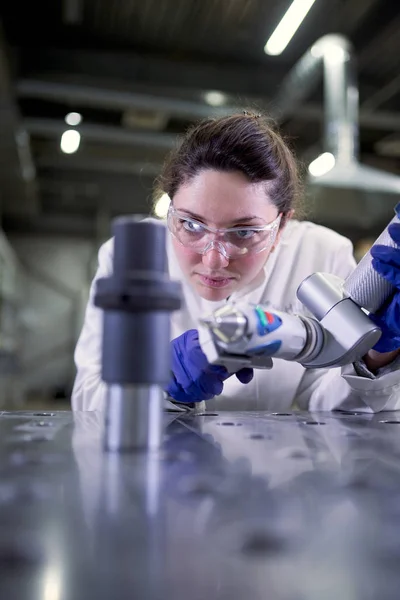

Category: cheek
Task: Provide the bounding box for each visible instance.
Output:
[172,239,199,270]
[232,251,269,278]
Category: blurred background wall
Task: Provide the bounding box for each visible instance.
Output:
[0,0,399,408]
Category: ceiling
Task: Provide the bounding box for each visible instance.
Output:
[1,0,400,240]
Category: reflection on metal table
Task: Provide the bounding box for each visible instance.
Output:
[1,408,400,599]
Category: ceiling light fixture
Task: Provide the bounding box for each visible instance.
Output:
[264,0,318,56]
[60,130,81,154]
[308,152,335,177]
[65,112,82,126]
[204,91,227,107]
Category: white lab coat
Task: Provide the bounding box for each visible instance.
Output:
[72,218,400,412]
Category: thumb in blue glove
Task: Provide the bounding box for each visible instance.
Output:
[166,329,254,403]
[370,221,400,353]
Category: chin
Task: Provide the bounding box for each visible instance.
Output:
[195,283,232,302]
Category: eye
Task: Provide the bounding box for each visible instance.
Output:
[233,229,257,240]
[180,219,204,233]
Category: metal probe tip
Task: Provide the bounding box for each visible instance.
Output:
[199,315,217,328]
[199,310,247,344]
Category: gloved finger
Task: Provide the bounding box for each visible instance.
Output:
[379,295,400,331]
[208,363,230,377]
[372,325,400,353]
[178,374,219,401]
[188,344,229,382]
[166,376,195,403]
[185,331,227,373]
[235,368,254,384]
[388,223,400,245]
[370,244,400,267]
[370,293,400,352]
[195,372,225,397]
[185,384,217,402]
[371,258,400,288]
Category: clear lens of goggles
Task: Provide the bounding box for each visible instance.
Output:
[167,207,281,259]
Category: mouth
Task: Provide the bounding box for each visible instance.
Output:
[196,274,236,289]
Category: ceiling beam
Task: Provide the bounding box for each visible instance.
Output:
[23,118,178,150]
[18,47,284,97]
[338,0,384,35]
[3,212,96,238]
[361,73,400,112]
[36,154,162,177]
[295,104,400,132]
[17,78,239,121]
[18,76,400,139]
[35,168,155,214]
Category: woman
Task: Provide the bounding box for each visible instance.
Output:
[72,113,400,412]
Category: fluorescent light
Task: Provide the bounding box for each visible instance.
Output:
[60,130,81,154]
[204,91,226,107]
[264,0,318,56]
[308,152,335,177]
[65,112,82,126]
[154,193,171,219]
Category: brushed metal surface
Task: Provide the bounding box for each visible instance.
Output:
[0,408,400,599]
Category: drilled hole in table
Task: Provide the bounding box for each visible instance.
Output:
[241,532,286,557]
[33,413,56,417]
[195,413,219,417]
[303,421,326,426]
[379,420,400,424]
[272,413,292,416]
[219,422,235,426]
[250,434,265,440]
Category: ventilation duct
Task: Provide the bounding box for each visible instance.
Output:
[273,34,400,230]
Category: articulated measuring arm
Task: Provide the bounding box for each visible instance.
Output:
[199,205,400,371]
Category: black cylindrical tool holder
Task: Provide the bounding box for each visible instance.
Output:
[94,217,181,452]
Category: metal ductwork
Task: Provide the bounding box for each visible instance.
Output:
[274,34,400,231]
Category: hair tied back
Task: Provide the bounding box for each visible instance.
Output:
[243,110,261,119]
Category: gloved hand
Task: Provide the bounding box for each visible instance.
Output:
[166,329,254,403]
[370,221,400,353]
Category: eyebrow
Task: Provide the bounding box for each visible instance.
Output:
[176,209,262,225]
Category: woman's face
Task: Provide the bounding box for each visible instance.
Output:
[170,169,284,301]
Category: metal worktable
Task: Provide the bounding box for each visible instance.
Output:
[1,409,400,599]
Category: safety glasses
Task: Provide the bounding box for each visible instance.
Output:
[167,206,281,259]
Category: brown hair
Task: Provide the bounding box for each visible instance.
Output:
[155,112,303,226]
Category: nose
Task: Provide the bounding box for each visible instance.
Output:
[202,245,229,270]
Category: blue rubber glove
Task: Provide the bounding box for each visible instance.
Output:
[370,222,400,353]
[166,329,254,403]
